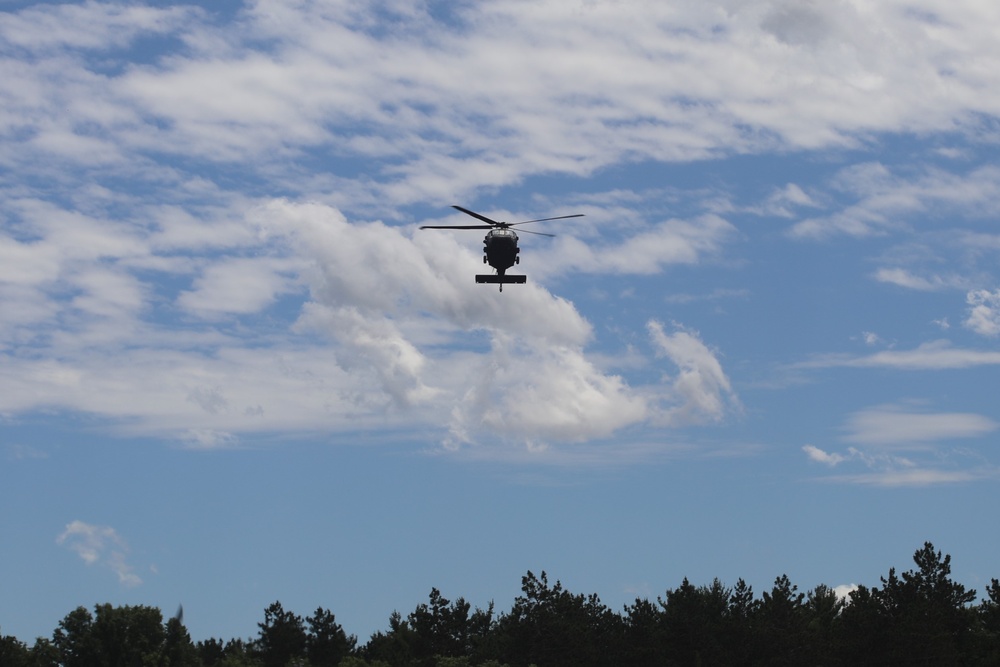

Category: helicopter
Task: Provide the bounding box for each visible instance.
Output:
[420,205,584,291]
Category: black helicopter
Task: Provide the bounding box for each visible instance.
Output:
[420,205,584,291]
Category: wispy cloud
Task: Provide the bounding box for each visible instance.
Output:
[804,405,998,486]
[873,268,966,291]
[0,3,200,53]
[799,340,1000,370]
[843,406,998,447]
[56,520,142,587]
[648,321,741,425]
[664,288,750,305]
[824,467,997,487]
[789,164,1000,240]
[803,444,846,466]
[5,443,49,461]
[804,445,997,487]
[8,1,1000,206]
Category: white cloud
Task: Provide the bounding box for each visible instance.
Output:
[648,321,740,425]
[804,445,996,487]
[800,340,1000,370]
[443,321,741,458]
[539,215,736,278]
[57,520,142,587]
[803,444,846,466]
[257,200,594,346]
[0,2,199,53]
[873,268,965,292]
[843,406,998,447]
[178,257,304,318]
[299,303,440,409]
[8,1,1000,206]
[834,584,859,601]
[0,194,744,455]
[446,337,648,445]
[790,164,1000,239]
[964,288,1000,337]
[828,467,992,487]
[860,332,880,346]
[804,404,999,486]
[182,429,239,450]
[755,183,820,218]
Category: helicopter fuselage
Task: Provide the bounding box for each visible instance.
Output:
[483,228,519,275]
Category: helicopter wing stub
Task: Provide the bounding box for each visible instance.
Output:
[452,205,502,226]
[476,274,526,284]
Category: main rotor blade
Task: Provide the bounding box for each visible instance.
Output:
[518,228,556,238]
[420,224,493,230]
[509,213,585,226]
[452,205,501,226]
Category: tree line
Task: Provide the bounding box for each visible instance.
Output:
[4,542,1000,666]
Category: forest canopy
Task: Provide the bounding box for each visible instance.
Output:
[5,542,1000,666]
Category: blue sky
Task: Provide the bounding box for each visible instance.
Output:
[3,0,1000,645]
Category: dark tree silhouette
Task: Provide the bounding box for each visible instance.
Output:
[256,601,307,667]
[306,606,356,666]
[839,542,978,664]
[11,541,1000,667]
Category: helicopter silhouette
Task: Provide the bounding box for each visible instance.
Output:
[420,205,584,291]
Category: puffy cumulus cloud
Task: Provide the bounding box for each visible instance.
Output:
[254,200,593,346]
[446,336,648,446]
[253,201,746,451]
[0,182,746,458]
[296,303,440,409]
[648,321,740,425]
[254,200,653,436]
[443,323,741,460]
[964,288,1000,337]
[57,520,142,587]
